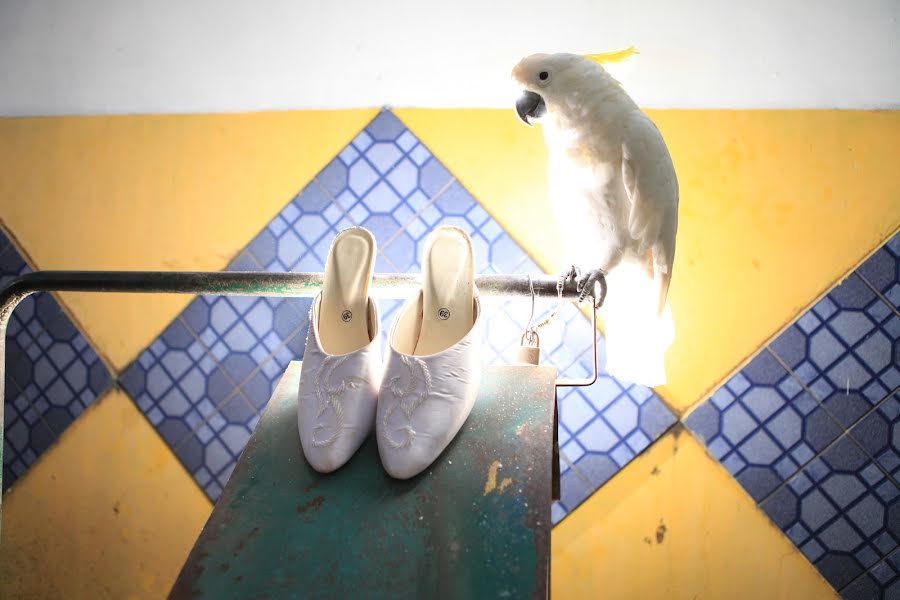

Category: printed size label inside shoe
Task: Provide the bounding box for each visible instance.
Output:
[438,308,450,320]
[341,310,352,322]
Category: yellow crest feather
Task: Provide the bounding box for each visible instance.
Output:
[583,46,639,64]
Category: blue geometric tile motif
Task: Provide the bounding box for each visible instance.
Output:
[760,435,900,591]
[1,229,113,491]
[686,350,843,502]
[858,232,900,311]
[686,232,900,597]
[118,110,677,514]
[841,547,900,600]
[769,272,899,428]
[851,394,900,488]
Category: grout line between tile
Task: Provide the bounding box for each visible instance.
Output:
[682,416,891,598]
[4,383,119,493]
[558,448,592,487]
[313,176,365,227]
[378,176,457,251]
[766,347,900,489]
[171,320,307,451]
[375,249,403,274]
[803,435,895,567]
[681,391,894,598]
[838,543,900,594]
[754,421,900,522]
[558,420,681,523]
[312,135,450,247]
[7,329,111,439]
[239,248,313,323]
[129,297,281,450]
[379,177,456,252]
[390,113,553,282]
[4,373,61,447]
[678,239,899,423]
[843,389,900,482]
[0,223,121,382]
[765,346,869,434]
[857,269,900,319]
[684,347,842,491]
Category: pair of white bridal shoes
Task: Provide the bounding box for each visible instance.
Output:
[297,226,482,479]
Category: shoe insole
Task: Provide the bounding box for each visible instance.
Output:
[413,227,476,356]
[318,228,375,355]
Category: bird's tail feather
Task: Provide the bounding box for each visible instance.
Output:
[602,261,674,387]
[655,268,672,317]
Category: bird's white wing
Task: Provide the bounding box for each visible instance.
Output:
[620,112,679,313]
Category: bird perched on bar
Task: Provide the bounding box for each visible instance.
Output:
[511,49,678,387]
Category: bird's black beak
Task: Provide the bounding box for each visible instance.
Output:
[516,91,546,126]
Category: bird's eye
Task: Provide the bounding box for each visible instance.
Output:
[539,71,549,81]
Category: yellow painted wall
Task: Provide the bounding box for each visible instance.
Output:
[397,109,900,414]
[0,389,212,599]
[551,428,839,599]
[0,109,378,372]
[1,108,897,598]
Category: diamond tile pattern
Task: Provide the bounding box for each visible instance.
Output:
[118,110,676,514]
[769,273,899,428]
[761,436,900,591]
[687,350,842,501]
[858,234,900,310]
[1,229,113,491]
[2,107,897,598]
[687,231,900,598]
[852,395,900,493]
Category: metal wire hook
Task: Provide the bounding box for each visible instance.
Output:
[522,275,539,347]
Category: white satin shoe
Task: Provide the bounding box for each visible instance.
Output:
[377,227,483,479]
[298,228,381,473]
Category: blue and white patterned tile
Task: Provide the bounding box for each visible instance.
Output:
[857,232,900,311]
[555,466,597,521]
[686,350,843,501]
[119,292,311,500]
[840,547,900,600]
[1,231,113,490]
[380,184,524,277]
[850,394,900,484]
[324,111,455,257]
[760,435,900,591]
[3,378,56,491]
[769,272,899,429]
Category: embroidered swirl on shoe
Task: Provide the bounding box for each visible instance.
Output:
[311,355,369,448]
[381,355,433,449]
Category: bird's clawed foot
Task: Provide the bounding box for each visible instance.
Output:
[557,265,581,296]
[577,268,607,308]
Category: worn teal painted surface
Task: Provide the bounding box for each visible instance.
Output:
[171,362,556,600]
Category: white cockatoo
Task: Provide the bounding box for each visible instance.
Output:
[512,51,678,387]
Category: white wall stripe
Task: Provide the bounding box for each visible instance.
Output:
[0,0,898,116]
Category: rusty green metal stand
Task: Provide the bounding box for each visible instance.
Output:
[171,362,556,600]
